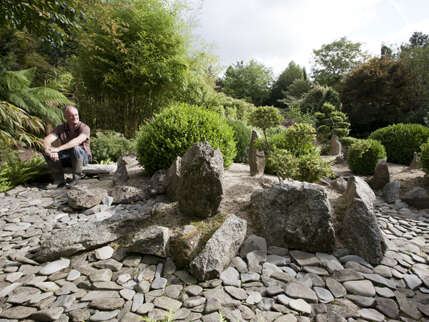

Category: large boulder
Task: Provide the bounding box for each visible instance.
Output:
[35,199,159,262]
[67,187,108,210]
[402,187,429,209]
[250,180,335,252]
[190,214,247,281]
[248,130,265,176]
[340,176,386,265]
[176,142,224,218]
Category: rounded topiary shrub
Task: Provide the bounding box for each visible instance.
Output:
[420,140,429,174]
[369,123,429,165]
[136,103,237,175]
[226,119,252,163]
[347,139,386,175]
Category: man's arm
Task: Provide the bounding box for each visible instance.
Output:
[43,133,60,161]
[49,133,88,153]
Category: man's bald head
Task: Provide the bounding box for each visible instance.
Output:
[64,105,80,128]
[64,105,78,115]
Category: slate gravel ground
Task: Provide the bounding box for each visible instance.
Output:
[0,185,428,321]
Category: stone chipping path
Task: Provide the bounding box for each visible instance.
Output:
[0,184,428,322]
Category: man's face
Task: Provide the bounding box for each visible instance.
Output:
[65,108,79,127]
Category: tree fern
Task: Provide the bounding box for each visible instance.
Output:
[0,68,70,127]
[0,100,44,148]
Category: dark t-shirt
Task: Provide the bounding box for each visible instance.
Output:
[52,122,91,157]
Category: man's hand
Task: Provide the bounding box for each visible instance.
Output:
[48,151,59,161]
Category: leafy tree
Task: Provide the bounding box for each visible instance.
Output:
[314,102,350,144]
[222,60,273,106]
[281,78,312,108]
[300,84,341,114]
[408,31,429,48]
[399,32,429,123]
[248,106,283,152]
[268,61,304,107]
[73,0,196,137]
[0,0,85,46]
[311,37,368,89]
[341,57,412,136]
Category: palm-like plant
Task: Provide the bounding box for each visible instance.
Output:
[0,100,45,149]
[0,68,72,149]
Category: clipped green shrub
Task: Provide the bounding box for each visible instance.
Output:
[369,123,429,164]
[136,103,237,175]
[0,153,49,192]
[269,148,332,183]
[91,131,136,163]
[347,139,386,175]
[340,136,359,147]
[420,139,429,174]
[226,119,252,163]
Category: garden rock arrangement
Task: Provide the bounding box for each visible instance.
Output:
[0,183,428,321]
[0,147,428,321]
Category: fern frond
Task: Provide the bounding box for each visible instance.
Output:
[29,87,72,106]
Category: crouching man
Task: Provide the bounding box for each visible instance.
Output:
[43,105,91,187]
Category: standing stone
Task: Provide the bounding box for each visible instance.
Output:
[248,130,265,176]
[177,142,224,218]
[250,181,335,252]
[371,160,390,190]
[190,215,247,281]
[166,157,181,201]
[383,181,400,204]
[340,177,386,265]
[330,135,342,156]
[113,153,138,185]
[409,152,421,169]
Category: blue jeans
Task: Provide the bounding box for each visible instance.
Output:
[44,146,90,171]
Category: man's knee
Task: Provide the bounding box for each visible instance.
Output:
[70,146,89,165]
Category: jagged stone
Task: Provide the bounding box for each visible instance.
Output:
[190,214,247,281]
[371,160,390,190]
[126,225,170,258]
[340,177,386,265]
[250,180,335,252]
[111,185,146,204]
[409,151,421,169]
[113,153,138,185]
[35,201,157,261]
[169,225,201,268]
[402,187,429,209]
[177,142,224,218]
[166,157,181,200]
[67,187,108,210]
[330,135,342,156]
[383,181,400,204]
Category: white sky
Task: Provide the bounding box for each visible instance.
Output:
[187,0,429,77]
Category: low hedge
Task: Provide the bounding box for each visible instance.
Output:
[369,123,429,165]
